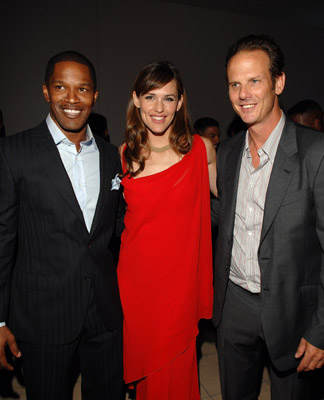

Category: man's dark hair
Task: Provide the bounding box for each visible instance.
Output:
[287,99,323,116]
[45,50,97,89]
[194,117,219,134]
[225,34,285,85]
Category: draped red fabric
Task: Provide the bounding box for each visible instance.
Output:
[136,338,200,400]
[118,134,213,386]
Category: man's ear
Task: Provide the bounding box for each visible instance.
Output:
[313,118,321,131]
[93,90,99,106]
[42,84,50,103]
[275,72,285,95]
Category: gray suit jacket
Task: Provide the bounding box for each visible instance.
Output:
[0,121,123,345]
[213,118,324,370]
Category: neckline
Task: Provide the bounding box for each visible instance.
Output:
[132,153,186,181]
[131,135,198,181]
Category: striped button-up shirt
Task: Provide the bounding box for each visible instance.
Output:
[230,112,285,293]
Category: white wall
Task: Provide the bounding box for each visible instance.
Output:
[1,0,324,144]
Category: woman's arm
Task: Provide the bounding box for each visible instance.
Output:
[201,136,217,197]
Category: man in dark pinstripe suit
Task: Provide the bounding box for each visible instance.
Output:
[0,51,124,399]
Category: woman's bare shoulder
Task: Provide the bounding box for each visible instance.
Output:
[199,135,216,164]
[119,142,126,158]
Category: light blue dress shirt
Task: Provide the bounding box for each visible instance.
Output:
[46,114,100,232]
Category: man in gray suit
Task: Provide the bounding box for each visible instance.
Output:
[213,34,324,399]
[0,51,124,399]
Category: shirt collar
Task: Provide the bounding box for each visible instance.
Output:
[45,114,97,150]
[244,111,285,162]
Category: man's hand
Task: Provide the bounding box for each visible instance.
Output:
[295,337,324,372]
[0,326,21,370]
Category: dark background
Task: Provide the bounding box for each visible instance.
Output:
[1,0,324,144]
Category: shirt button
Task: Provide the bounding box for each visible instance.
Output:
[84,274,91,281]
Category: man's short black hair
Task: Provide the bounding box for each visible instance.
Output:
[287,99,323,116]
[194,117,219,134]
[45,50,97,90]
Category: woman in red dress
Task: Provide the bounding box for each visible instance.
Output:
[117,61,217,399]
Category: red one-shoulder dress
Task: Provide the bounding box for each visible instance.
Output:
[117,135,213,399]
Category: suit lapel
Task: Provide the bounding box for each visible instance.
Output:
[32,121,86,226]
[260,120,299,244]
[224,133,245,242]
[89,139,111,237]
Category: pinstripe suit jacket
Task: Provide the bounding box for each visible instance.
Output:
[0,121,123,345]
[213,118,324,371]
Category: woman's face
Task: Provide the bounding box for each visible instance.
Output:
[133,80,183,137]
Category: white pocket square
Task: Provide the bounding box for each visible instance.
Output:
[111,174,121,190]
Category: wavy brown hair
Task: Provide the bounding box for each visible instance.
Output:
[124,60,192,177]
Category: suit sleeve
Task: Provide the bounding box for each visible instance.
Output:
[303,153,324,349]
[115,192,126,237]
[211,143,223,227]
[0,142,19,323]
[112,154,125,237]
[210,195,219,227]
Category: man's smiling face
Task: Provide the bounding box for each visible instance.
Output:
[43,61,98,137]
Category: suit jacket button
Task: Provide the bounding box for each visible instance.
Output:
[87,243,92,249]
[84,274,91,281]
